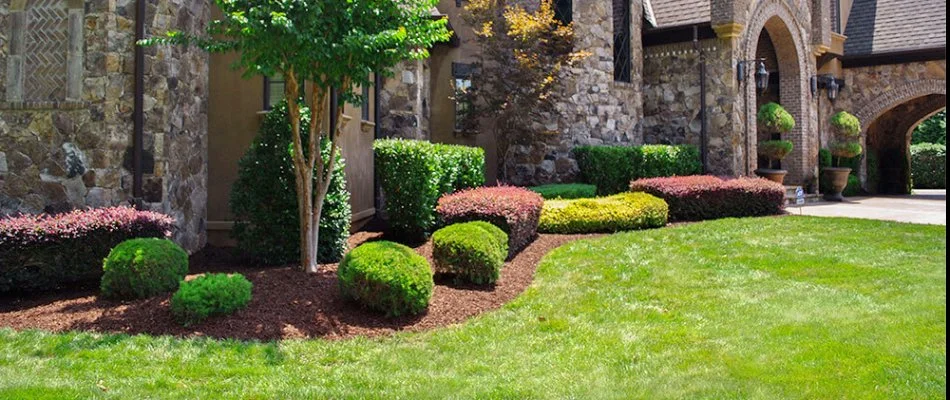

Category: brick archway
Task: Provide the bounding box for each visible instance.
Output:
[739,0,816,184]
[853,79,947,133]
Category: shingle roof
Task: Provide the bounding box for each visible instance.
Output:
[651,0,711,28]
[844,0,947,56]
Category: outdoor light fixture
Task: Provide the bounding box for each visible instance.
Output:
[812,74,843,101]
[755,62,770,93]
[737,59,769,94]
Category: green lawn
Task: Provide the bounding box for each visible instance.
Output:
[0,217,945,399]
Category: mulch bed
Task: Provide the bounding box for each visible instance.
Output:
[0,231,595,341]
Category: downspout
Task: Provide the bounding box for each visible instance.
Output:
[694,26,708,173]
[132,0,145,207]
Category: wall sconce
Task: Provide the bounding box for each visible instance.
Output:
[737,59,769,94]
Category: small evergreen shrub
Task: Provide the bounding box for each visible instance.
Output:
[436,186,544,256]
[230,101,351,265]
[757,102,795,134]
[539,192,669,234]
[630,176,785,221]
[375,139,485,239]
[0,207,173,294]
[757,140,793,168]
[100,238,189,300]
[573,144,701,195]
[432,222,508,284]
[337,241,434,316]
[829,142,864,161]
[170,273,253,326]
[528,183,597,199]
[830,111,861,138]
[911,143,947,189]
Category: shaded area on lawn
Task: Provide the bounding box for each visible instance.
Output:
[0,231,593,340]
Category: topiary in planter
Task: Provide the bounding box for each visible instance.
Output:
[829,142,863,164]
[338,241,434,316]
[757,102,795,135]
[432,221,508,285]
[100,238,189,300]
[170,273,253,327]
[830,111,861,138]
[757,140,794,169]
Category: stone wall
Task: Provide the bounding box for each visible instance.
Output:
[0,0,210,251]
[378,58,431,140]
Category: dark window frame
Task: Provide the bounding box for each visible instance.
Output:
[613,0,632,83]
[554,0,573,25]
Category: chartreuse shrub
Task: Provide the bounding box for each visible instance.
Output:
[539,192,668,234]
[338,241,434,316]
[757,140,794,168]
[375,139,485,239]
[230,101,351,265]
[911,143,946,189]
[573,145,701,195]
[0,207,173,294]
[528,183,597,199]
[757,102,795,134]
[436,186,543,256]
[630,176,785,222]
[100,238,189,300]
[432,222,508,285]
[170,273,253,326]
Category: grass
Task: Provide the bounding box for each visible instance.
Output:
[0,216,945,399]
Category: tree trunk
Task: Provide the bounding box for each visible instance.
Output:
[305,197,324,273]
[298,176,318,272]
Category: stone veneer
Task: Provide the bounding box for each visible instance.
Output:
[0,0,210,251]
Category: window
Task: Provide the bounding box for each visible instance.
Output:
[554,0,573,25]
[263,73,286,110]
[361,80,371,121]
[612,0,632,83]
[831,0,841,33]
[452,62,475,132]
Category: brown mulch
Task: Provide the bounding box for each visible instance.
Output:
[0,232,596,341]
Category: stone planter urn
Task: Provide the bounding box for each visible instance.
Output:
[822,167,852,201]
[755,168,788,184]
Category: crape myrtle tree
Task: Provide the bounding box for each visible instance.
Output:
[142,1,450,273]
[459,0,586,182]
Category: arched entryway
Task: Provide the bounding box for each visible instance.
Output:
[865,94,947,194]
[740,2,814,184]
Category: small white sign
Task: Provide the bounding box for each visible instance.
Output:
[795,187,806,206]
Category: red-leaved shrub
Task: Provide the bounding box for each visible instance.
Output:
[629,176,785,221]
[0,207,175,293]
[435,186,543,256]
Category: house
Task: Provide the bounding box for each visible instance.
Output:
[0,0,945,251]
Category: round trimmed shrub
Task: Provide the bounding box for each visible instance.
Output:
[230,101,351,265]
[338,241,434,316]
[100,238,189,300]
[830,111,861,138]
[432,222,509,285]
[170,273,253,327]
[757,102,795,134]
[830,141,863,160]
[757,140,793,162]
[539,192,669,234]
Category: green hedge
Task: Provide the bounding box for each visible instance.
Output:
[432,221,508,285]
[100,238,189,300]
[230,101,351,265]
[538,192,669,234]
[338,241,434,316]
[911,144,947,189]
[528,183,597,200]
[171,273,253,327]
[375,139,485,240]
[573,145,701,195]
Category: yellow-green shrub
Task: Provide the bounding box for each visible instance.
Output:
[539,192,668,234]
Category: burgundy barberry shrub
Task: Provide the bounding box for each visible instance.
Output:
[630,176,785,221]
[436,186,543,256]
[0,207,174,293]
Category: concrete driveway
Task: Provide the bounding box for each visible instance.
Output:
[792,189,946,225]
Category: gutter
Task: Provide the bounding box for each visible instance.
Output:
[132,0,145,207]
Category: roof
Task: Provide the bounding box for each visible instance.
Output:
[650,0,711,28]
[844,0,947,56]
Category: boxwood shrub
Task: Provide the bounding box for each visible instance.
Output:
[539,192,669,234]
[375,139,485,240]
[171,273,253,327]
[528,183,597,200]
[230,101,351,265]
[573,144,701,195]
[630,176,785,221]
[911,143,947,189]
[337,241,434,316]
[436,186,543,256]
[0,207,173,294]
[432,221,508,285]
[100,238,189,300]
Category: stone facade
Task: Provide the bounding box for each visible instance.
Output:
[0,0,210,251]
[378,59,431,141]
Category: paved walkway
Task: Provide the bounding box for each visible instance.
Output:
[793,189,946,225]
